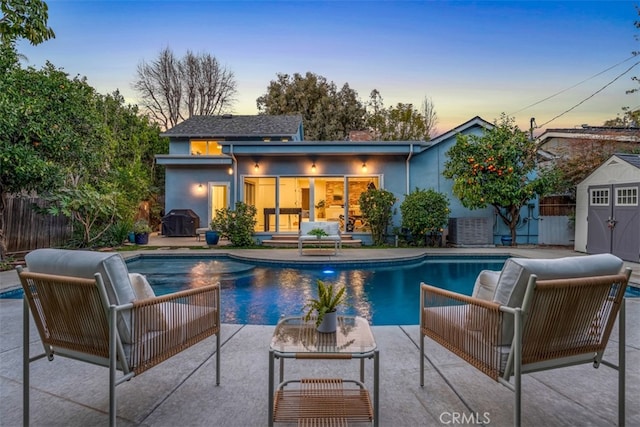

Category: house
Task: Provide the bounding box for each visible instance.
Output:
[575,153,640,262]
[156,115,537,245]
[537,126,640,159]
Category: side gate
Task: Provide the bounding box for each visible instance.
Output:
[587,184,640,262]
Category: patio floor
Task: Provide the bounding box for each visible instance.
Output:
[1,242,639,426]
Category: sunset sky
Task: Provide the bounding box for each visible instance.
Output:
[17,0,639,135]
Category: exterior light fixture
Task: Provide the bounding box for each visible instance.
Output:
[311,163,317,173]
[228,167,233,175]
[254,163,259,172]
[362,163,367,173]
[198,183,203,189]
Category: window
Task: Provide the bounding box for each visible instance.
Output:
[190,140,223,155]
[590,188,609,206]
[616,187,638,206]
[242,175,380,233]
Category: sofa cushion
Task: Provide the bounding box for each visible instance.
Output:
[471,270,501,301]
[492,253,623,344]
[25,249,136,344]
[129,273,167,331]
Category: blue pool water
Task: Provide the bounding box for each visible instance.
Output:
[126,255,508,325]
[4,255,638,325]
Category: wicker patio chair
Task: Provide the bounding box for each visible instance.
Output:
[419,253,630,426]
[18,249,220,426]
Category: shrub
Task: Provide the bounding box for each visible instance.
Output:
[211,202,257,247]
[358,188,396,246]
[400,188,449,246]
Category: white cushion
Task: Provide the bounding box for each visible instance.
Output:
[471,270,500,301]
[129,273,167,331]
[492,253,623,344]
[25,249,136,344]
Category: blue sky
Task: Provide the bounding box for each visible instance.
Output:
[17,0,640,135]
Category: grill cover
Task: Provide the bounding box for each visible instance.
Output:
[162,209,200,237]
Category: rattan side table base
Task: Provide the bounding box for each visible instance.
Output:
[273,378,372,424]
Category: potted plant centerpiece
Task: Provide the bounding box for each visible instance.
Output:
[308,227,328,239]
[133,219,152,245]
[303,279,347,333]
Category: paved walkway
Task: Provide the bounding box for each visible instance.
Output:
[1,237,639,426]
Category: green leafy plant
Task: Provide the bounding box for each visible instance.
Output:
[303,279,347,327]
[400,188,449,246]
[308,227,328,238]
[210,201,257,247]
[133,219,152,234]
[358,188,396,246]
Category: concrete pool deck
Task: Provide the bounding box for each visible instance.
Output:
[1,239,639,426]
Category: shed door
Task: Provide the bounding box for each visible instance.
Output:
[586,186,612,255]
[611,185,639,262]
[587,184,640,262]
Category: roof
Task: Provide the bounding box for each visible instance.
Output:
[428,116,493,146]
[537,126,640,144]
[161,114,303,138]
[616,153,640,169]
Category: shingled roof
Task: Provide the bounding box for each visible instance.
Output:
[161,114,303,138]
[616,153,640,169]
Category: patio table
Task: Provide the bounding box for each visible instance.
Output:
[268,315,379,426]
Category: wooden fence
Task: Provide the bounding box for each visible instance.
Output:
[539,195,575,216]
[3,196,71,254]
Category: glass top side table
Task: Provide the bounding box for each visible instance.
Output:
[268,316,379,426]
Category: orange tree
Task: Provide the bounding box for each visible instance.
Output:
[443,114,553,245]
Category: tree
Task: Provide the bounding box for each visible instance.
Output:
[548,134,638,200]
[358,188,396,246]
[421,96,439,140]
[365,90,436,141]
[400,188,449,246]
[443,114,553,245]
[256,72,366,140]
[1,43,168,258]
[0,44,105,259]
[134,47,237,130]
[0,0,55,45]
[603,107,639,127]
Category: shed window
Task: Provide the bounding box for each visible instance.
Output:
[590,189,609,206]
[616,187,638,206]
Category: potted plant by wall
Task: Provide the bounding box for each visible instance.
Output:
[206,221,220,246]
[133,219,152,245]
[303,279,347,333]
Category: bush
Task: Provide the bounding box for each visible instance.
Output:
[358,188,396,246]
[210,202,257,247]
[400,188,449,246]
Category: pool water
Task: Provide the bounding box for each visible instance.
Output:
[127,255,508,325]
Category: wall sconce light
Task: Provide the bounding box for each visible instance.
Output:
[361,163,367,173]
[228,167,233,175]
[311,163,317,173]
[254,163,259,172]
[198,183,203,189]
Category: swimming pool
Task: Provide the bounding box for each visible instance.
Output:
[127,255,508,325]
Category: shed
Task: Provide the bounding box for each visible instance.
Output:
[575,153,640,262]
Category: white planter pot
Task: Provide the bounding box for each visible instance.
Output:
[317,311,337,333]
